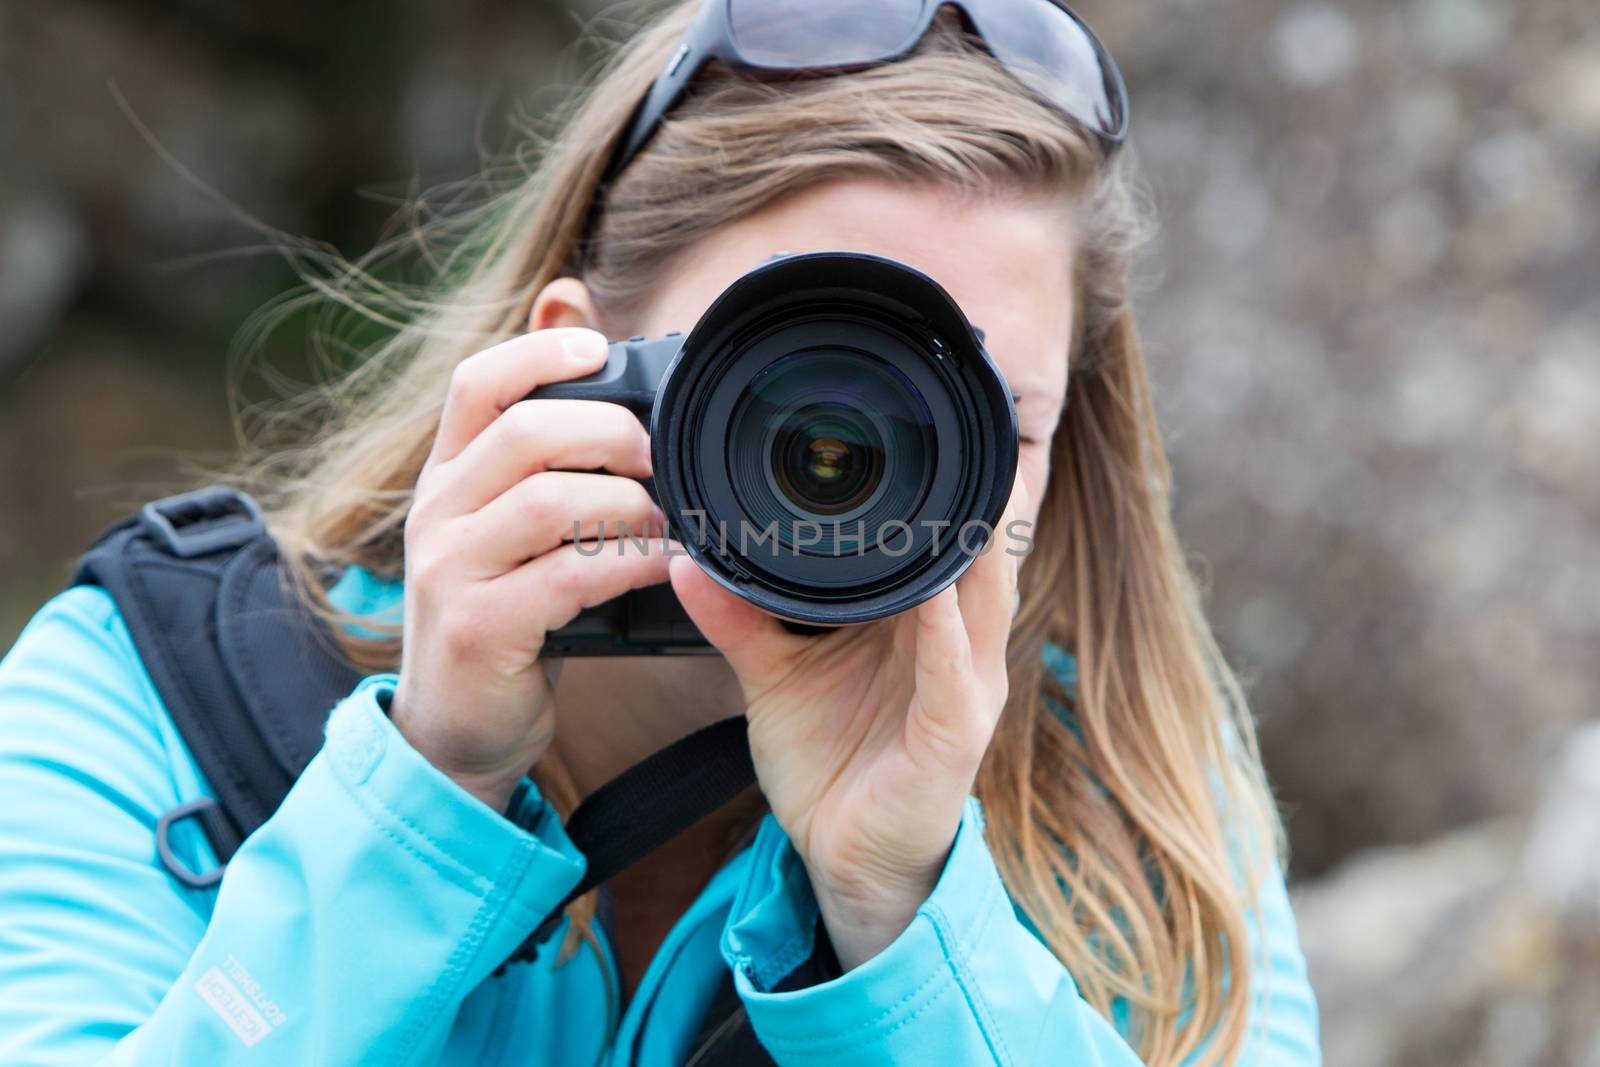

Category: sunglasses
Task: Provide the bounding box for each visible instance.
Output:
[581,0,1129,245]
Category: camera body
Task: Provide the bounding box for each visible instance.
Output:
[538,251,1018,656]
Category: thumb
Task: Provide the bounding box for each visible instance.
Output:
[669,555,809,686]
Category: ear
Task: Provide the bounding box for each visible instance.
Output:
[529,277,603,333]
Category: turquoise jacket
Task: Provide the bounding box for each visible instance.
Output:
[0,568,1319,1065]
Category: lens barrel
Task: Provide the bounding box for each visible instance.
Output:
[649,251,1017,625]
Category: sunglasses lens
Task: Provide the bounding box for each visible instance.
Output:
[729,0,926,68]
[973,0,1126,142]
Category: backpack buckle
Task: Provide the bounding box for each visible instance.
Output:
[140,487,266,559]
[156,798,229,889]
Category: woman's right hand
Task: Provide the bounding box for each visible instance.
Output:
[389,327,672,811]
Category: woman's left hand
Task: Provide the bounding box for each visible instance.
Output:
[671,488,1026,970]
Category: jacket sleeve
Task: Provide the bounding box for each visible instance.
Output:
[1223,854,1322,1065]
[0,587,587,1067]
[722,797,1321,1066]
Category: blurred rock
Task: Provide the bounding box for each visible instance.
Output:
[1300,723,1600,1066]
[1270,4,1360,89]
[0,188,88,376]
[1523,722,1600,919]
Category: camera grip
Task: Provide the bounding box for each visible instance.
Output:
[533,331,709,656]
[531,333,685,418]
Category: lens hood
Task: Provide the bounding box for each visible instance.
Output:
[649,251,1018,625]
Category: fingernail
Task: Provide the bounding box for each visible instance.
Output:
[562,329,608,364]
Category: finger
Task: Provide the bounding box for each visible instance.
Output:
[459,472,664,573]
[426,328,611,470]
[956,480,1029,671]
[428,399,652,516]
[495,536,677,635]
[907,584,989,765]
[668,554,810,686]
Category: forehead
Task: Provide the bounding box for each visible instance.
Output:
[631,177,1077,402]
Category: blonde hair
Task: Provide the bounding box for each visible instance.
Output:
[226,5,1281,1063]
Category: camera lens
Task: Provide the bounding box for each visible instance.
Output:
[771,404,884,516]
[650,251,1017,625]
[727,349,933,553]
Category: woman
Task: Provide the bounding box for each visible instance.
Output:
[0,2,1319,1065]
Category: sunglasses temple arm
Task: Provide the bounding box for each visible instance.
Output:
[603,4,727,185]
[605,58,684,181]
[581,14,719,256]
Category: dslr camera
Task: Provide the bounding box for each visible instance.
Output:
[538,250,1018,655]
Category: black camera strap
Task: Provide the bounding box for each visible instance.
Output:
[504,712,756,965]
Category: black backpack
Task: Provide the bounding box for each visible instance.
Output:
[71,485,818,1064]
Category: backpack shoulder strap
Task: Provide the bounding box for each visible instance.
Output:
[74,487,758,964]
[73,486,362,887]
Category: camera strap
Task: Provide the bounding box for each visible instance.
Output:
[502,712,756,966]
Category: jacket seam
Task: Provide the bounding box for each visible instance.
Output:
[390,800,540,1063]
[753,965,960,1056]
[330,707,547,893]
[928,892,1011,1066]
[396,861,513,1064]
[742,934,953,1049]
[749,924,816,990]
[329,748,497,898]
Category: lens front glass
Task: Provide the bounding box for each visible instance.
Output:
[728,349,934,554]
[772,403,886,516]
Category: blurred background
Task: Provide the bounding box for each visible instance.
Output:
[1,1,1595,1062]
